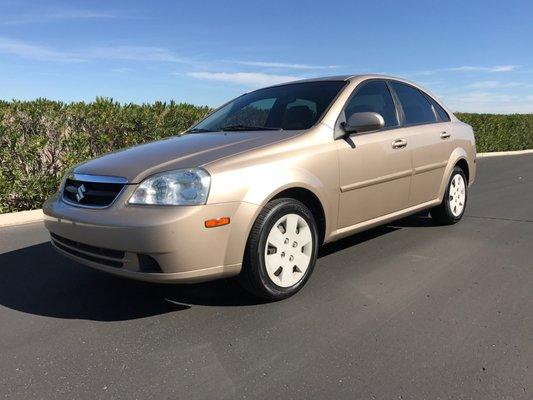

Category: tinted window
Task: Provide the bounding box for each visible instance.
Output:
[424,94,450,122]
[282,98,318,130]
[344,81,398,128]
[391,82,437,125]
[224,98,275,127]
[192,81,346,131]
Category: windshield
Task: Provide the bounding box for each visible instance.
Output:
[190,81,347,132]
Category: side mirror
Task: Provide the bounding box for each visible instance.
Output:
[341,112,385,135]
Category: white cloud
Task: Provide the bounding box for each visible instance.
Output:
[185,71,300,87]
[411,65,519,76]
[468,80,524,89]
[0,37,85,62]
[447,65,518,73]
[111,67,134,74]
[452,91,516,103]
[444,91,533,113]
[85,46,189,63]
[221,60,339,70]
[0,37,190,63]
[3,9,124,25]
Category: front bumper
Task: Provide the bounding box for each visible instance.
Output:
[43,194,259,283]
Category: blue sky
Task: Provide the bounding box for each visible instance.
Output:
[1,0,532,113]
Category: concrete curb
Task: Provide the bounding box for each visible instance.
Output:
[0,209,43,228]
[477,149,533,158]
[1,149,532,228]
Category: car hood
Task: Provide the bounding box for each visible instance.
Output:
[74,130,301,183]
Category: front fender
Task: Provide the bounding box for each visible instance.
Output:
[208,161,336,240]
[243,166,327,206]
[247,166,335,243]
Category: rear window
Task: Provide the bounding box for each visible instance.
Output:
[391,82,437,125]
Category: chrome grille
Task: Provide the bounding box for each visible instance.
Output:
[62,173,127,208]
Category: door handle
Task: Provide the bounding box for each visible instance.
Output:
[440,131,451,139]
[392,139,407,149]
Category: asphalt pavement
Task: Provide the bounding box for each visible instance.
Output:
[1,154,532,399]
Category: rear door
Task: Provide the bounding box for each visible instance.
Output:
[389,82,452,206]
[336,80,412,228]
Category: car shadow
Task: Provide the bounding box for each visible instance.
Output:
[0,242,268,321]
[318,211,433,258]
[319,225,399,258]
[389,210,434,228]
[0,212,434,321]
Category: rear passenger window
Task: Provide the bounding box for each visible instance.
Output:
[391,82,437,125]
[344,81,398,128]
[424,94,450,122]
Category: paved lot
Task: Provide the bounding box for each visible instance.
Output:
[1,155,532,399]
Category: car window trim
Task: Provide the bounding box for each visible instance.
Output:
[422,92,451,122]
[335,78,454,139]
[334,78,401,137]
[386,80,405,127]
[387,80,453,127]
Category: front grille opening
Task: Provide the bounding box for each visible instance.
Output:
[51,233,125,259]
[138,254,163,273]
[53,241,123,268]
[63,178,125,207]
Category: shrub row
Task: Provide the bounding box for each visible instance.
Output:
[0,98,531,213]
[455,112,533,153]
[0,98,209,213]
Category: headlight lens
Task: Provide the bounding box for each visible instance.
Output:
[129,168,210,206]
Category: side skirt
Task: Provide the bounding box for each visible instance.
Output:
[325,199,441,243]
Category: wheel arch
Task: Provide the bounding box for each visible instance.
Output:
[242,181,330,248]
[269,187,327,245]
[455,158,469,182]
[438,147,471,201]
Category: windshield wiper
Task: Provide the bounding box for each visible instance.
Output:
[186,128,214,133]
[221,124,282,131]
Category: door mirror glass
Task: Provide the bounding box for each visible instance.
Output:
[342,112,385,134]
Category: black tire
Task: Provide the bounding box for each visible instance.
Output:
[239,198,319,301]
[430,166,468,225]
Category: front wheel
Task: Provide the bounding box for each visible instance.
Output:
[430,166,468,225]
[239,198,319,300]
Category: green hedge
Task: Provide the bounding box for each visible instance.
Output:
[0,98,209,213]
[0,98,531,213]
[455,112,533,153]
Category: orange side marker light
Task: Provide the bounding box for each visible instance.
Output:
[204,217,230,228]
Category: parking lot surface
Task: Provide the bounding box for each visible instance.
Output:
[1,155,532,399]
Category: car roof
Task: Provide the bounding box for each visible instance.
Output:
[243,74,451,113]
[261,74,409,88]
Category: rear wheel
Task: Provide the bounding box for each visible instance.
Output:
[240,198,318,300]
[430,166,467,225]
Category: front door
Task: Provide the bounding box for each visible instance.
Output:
[336,80,412,229]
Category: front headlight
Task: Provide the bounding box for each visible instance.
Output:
[128,168,211,206]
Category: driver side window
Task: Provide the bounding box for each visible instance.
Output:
[344,81,398,128]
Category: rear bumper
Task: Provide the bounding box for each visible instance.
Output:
[43,194,259,283]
